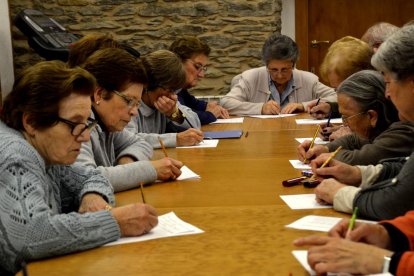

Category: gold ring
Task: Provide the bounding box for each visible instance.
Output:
[105,204,112,211]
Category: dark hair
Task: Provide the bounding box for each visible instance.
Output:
[169,36,211,61]
[262,33,299,65]
[141,50,186,91]
[68,33,140,67]
[1,60,96,131]
[81,48,147,100]
[337,70,399,138]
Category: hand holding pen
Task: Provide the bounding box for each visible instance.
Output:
[262,100,280,115]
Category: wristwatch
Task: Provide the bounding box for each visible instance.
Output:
[382,255,391,273]
[171,105,180,119]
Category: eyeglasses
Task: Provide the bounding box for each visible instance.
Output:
[113,90,141,109]
[189,60,208,73]
[341,111,367,126]
[58,117,97,136]
[267,67,293,76]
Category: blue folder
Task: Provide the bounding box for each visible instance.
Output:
[203,130,243,139]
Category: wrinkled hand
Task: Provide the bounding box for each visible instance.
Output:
[309,102,331,119]
[318,123,339,141]
[328,126,352,141]
[294,235,392,275]
[310,154,361,185]
[314,178,346,205]
[111,203,158,237]
[329,219,392,249]
[206,101,230,119]
[262,100,280,115]
[177,128,204,146]
[151,157,183,181]
[281,103,304,114]
[154,94,177,116]
[297,140,329,163]
[79,193,109,213]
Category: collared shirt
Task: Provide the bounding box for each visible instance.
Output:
[268,75,295,108]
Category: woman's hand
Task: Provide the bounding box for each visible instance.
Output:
[309,102,331,119]
[314,178,346,205]
[261,100,280,115]
[177,128,204,146]
[281,102,304,114]
[111,203,158,236]
[151,157,183,181]
[206,102,230,119]
[79,193,109,213]
[154,94,177,116]
[297,140,329,163]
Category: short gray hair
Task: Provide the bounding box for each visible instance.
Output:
[371,25,414,81]
[337,70,398,136]
[361,22,399,48]
[262,33,299,65]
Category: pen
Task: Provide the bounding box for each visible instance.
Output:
[315,98,321,106]
[158,137,168,158]
[326,112,332,127]
[139,181,146,204]
[245,131,249,138]
[303,124,320,163]
[182,113,195,129]
[345,207,358,239]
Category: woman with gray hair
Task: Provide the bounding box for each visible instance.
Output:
[128,49,204,148]
[220,33,336,115]
[298,70,414,166]
[295,25,414,276]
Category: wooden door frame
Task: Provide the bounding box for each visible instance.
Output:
[295,0,309,71]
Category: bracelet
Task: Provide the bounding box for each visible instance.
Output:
[105,204,112,211]
[382,255,391,273]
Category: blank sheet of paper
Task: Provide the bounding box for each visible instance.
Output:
[295,137,329,145]
[177,165,200,181]
[178,139,219,148]
[104,212,204,247]
[280,194,331,209]
[287,215,378,232]
[210,117,244,124]
[289,160,311,170]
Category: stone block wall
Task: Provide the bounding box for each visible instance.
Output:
[9,0,282,96]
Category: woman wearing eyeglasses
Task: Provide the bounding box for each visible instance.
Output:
[169,36,230,125]
[298,70,414,166]
[76,48,183,192]
[0,61,158,275]
[127,49,204,148]
[220,33,337,115]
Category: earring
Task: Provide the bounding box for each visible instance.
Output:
[96,101,100,105]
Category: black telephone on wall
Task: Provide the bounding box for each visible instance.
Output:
[15,9,81,61]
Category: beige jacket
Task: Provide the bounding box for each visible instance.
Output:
[220,67,336,115]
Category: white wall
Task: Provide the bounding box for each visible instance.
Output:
[0,0,14,100]
[281,0,295,40]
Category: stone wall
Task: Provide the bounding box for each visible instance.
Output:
[9,0,282,96]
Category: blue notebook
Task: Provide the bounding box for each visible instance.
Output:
[203,130,243,139]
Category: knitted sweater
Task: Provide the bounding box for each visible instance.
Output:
[0,121,120,274]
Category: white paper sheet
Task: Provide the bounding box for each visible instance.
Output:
[248,114,297,119]
[295,137,329,145]
[280,194,332,209]
[178,139,219,148]
[104,212,204,247]
[295,118,343,125]
[292,250,392,276]
[210,117,244,124]
[287,215,378,232]
[177,165,200,181]
[289,160,311,170]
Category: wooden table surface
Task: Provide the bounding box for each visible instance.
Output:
[21,115,348,276]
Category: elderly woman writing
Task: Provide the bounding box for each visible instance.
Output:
[0,61,157,275]
[298,70,414,166]
[75,48,183,192]
[220,33,336,115]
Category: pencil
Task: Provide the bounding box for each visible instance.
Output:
[158,137,168,158]
[303,124,320,163]
[309,145,342,180]
[139,181,146,204]
[345,207,358,239]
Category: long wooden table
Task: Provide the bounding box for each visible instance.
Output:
[21,115,349,276]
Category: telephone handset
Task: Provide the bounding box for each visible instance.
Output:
[15,9,81,61]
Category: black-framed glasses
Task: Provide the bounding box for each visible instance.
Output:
[58,117,97,136]
[341,111,367,126]
[113,90,141,109]
[189,60,208,73]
